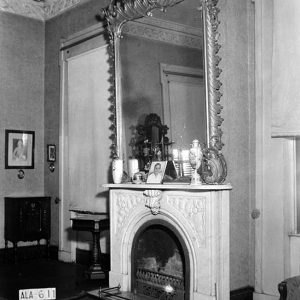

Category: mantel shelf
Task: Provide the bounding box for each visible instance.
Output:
[103,183,232,191]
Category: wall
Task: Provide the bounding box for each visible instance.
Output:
[44,0,110,246]
[0,12,45,248]
[219,0,255,291]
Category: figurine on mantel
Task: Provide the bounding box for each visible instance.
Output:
[189,139,203,185]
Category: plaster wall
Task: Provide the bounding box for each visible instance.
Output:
[0,12,45,248]
[219,0,255,290]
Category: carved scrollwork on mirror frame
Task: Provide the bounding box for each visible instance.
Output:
[99,0,227,184]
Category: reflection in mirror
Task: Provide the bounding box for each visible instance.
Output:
[120,1,206,173]
[135,113,172,171]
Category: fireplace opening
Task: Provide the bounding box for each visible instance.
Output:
[132,221,189,300]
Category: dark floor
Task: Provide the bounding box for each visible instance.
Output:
[0,259,108,300]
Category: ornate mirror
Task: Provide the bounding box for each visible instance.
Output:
[99,0,227,184]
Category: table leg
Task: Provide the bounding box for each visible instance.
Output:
[85,222,106,280]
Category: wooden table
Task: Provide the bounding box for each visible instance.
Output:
[71,211,109,280]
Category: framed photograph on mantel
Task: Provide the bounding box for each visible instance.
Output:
[146,161,167,184]
[5,129,35,169]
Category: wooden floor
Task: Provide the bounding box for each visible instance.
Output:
[0,259,108,300]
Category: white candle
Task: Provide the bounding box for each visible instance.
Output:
[128,158,139,179]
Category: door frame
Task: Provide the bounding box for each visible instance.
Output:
[58,24,106,262]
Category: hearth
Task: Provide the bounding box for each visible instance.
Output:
[104,183,231,300]
[132,222,188,299]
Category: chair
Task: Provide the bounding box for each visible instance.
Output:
[278,276,300,300]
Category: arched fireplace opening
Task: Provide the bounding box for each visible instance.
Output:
[131,220,190,300]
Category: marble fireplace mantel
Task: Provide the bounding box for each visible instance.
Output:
[103,183,231,300]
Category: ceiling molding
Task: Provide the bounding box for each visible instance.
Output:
[0,0,89,21]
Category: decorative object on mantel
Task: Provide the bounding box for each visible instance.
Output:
[189,139,203,185]
[99,0,228,185]
[200,147,227,184]
[143,189,162,215]
[112,158,123,184]
[146,161,167,184]
[135,113,173,172]
[5,129,35,169]
[128,158,139,180]
[132,171,144,184]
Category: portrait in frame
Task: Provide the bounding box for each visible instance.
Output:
[47,144,56,162]
[146,161,167,184]
[5,129,35,169]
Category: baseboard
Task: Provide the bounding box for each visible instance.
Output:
[0,245,58,264]
[231,286,254,300]
[253,292,278,300]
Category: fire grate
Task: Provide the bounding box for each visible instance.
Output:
[135,268,185,300]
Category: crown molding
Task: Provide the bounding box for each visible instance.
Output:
[0,0,89,21]
[0,0,45,20]
[122,17,202,49]
[44,0,89,20]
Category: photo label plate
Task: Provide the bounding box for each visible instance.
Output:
[19,288,56,300]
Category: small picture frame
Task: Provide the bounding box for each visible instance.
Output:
[146,161,167,184]
[5,129,35,169]
[47,144,56,162]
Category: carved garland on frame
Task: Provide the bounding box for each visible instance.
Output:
[99,0,227,184]
[201,0,227,184]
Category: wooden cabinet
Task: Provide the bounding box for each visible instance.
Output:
[5,196,51,261]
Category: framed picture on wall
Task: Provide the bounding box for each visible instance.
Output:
[47,144,56,162]
[5,129,35,169]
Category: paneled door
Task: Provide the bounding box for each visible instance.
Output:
[160,64,206,150]
[59,25,111,262]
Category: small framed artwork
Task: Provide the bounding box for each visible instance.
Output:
[47,144,56,162]
[146,161,167,184]
[5,129,35,169]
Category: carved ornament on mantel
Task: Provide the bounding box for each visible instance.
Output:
[143,189,162,215]
[166,195,206,247]
[115,192,144,233]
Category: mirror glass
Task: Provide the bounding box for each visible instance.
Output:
[119,0,207,167]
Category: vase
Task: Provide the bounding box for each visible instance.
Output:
[112,159,123,184]
[189,139,203,185]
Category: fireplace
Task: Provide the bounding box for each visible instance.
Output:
[105,184,231,300]
[132,221,189,299]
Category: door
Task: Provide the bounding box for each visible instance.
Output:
[160,64,206,150]
[59,26,111,261]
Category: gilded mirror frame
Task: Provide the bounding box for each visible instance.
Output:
[100,0,227,184]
